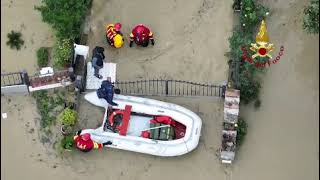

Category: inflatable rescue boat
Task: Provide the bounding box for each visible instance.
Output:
[82,92,202,157]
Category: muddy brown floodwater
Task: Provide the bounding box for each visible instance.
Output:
[1,0,55,74]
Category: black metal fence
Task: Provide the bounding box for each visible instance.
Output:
[113,80,224,97]
[1,71,28,87]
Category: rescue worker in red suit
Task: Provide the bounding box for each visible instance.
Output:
[105,23,124,48]
[129,24,155,47]
[74,130,112,152]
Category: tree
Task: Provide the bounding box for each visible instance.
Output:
[303,0,319,34]
[35,0,92,40]
[6,31,24,50]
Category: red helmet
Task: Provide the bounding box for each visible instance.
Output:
[114,23,122,31]
[136,26,144,34]
[81,133,91,141]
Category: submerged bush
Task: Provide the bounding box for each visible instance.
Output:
[238,67,261,105]
[227,26,254,60]
[60,135,74,150]
[302,0,319,34]
[32,90,65,129]
[35,0,92,40]
[37,47,49,67]
[6,31,24,50]
[254,99,261,109]
[226,0,269,105]
[236,117,247,147]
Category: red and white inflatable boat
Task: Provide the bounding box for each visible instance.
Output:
[82,92,202,157]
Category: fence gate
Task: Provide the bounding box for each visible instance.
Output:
[1,71,30,94]
[113,80,224,97]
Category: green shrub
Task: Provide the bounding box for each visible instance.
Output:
[227,26,254,60]
[6,31,24,50]
[238,68,261,105]
[226,0,268,105]
[60,135,74,150]
[236,117,247,147]
[303,0,319,34]
[37,47,49,67]
[240,0,269,32]
[35,0,92,40]
[58,108,77,126]
[53,39,73,68]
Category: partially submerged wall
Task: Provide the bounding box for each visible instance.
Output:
[1,84,29,95]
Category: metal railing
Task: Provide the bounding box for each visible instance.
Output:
[113,80,223,97]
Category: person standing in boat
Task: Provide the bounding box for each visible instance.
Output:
[97,77,119,106]
[92,46,105,79]
[74,130,112,152]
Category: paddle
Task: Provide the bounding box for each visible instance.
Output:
[141,124,170,132]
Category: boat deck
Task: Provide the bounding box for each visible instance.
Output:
[126,115,152,136]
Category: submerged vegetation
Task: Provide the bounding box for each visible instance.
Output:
[53,38,73,68]
[37,47,49,67]
[33,0,88,152]
[32,90,65,132]
[35,0,92,40]
[226,0,269,151]
[35,0,91,69]
[227,0,269,105]
[32,88,78,153]
[57,135,74,153]
[302,0,319,34]
[6,31,24,50]
[236,117,248,147]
